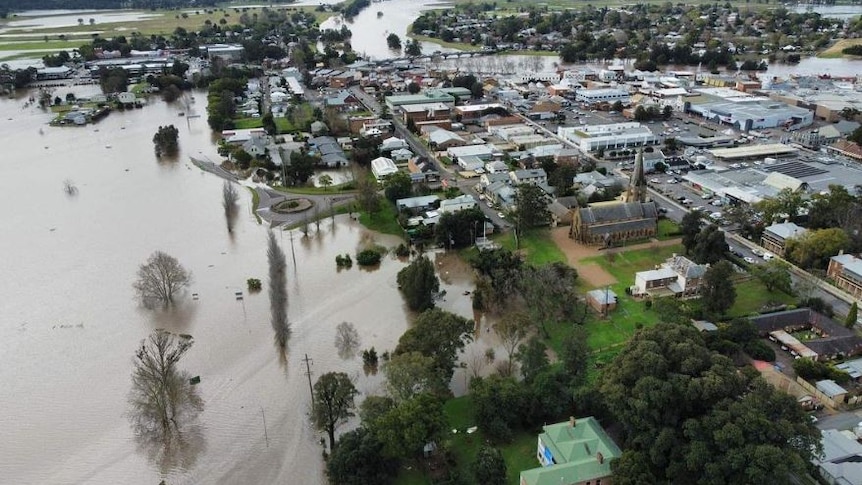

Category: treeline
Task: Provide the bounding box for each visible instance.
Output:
[0,0,217,11]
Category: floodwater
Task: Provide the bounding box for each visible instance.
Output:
[0,86,484,484]
[791,5,862,20]
[318,0,457,60]
[0,11,161,32]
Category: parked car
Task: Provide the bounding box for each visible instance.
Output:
[744,256,756,264]
[763,252,774,261]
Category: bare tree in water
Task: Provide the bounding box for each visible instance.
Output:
[222,181,240,233]
[63,179,78,195]
[129,329,204,472]
[267,231,290,349]
[129,329,202,440]
[133,251,191,307]
[334,321,360,359]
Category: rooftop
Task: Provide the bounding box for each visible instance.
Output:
[764,222,807,241]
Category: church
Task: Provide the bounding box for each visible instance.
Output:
[569,150,659,246]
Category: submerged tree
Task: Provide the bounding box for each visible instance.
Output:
[267,231,290,350]
[133,251,191,307]
[152,125,180,157]
[129,329,202,442]
[222,181,239,233]
[334,321,361,359]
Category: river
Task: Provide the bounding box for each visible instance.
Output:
[0,86,492,483]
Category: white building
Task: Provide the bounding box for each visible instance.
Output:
[576,88,631,106]
[205,44,244,61]
[440,194,477,214]
[510,168,547,185]
[371,157,398,180]
[633,254,708,297]
[558,123,660,153]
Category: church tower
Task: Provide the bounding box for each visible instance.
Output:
[623,148,648,203]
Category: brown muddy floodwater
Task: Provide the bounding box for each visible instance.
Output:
[0,88,490,484]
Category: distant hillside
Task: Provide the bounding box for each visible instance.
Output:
[0,0,220,13]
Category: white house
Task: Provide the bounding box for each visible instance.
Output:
[391,148,414,162]
[440,194,477,214]
[510,168,547,185]
[380,137,409,152]
[371,157,398,180]
[633,254,708,297]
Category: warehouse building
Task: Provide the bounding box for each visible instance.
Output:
[686,87,813,131]
[557,122,660,153]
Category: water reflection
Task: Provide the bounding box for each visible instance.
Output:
[146,299,199,333]
[334,321,361,359]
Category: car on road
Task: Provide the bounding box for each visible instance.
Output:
[763,252,774,261]
[752,248,764,257]
[649,178,661,183]
[744,256,756,264]
[497,212,506,219]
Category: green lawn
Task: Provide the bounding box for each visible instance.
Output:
[497,229,567,266]
[657,219,681,240]
[727,277,796,318]
[394,396,539,485]
[358,199,405,238]
[233,117,263,129]
[274,117,296,133]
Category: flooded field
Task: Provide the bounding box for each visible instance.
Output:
[0,11,162,32]
[0,87,482,484]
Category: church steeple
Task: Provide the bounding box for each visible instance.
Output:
[623,148,647,203]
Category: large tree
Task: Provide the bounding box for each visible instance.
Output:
[513,184,550,233]
[129,329,202,441]
[601,324,820,483]
[382,351,435,402]
[394,308,473,391]
[786,227,851,269]
[367,393,446,459]
[396,255,440,312]
[691,224,728,265]
[152,125,179,157]
[325,428,399,485]
[751,258,792,294]
[434,207,486,248]
[702,260,736,316]
[384,171,413,203]
[312,372,358,452]
[680,211,703,255]
[495,311,531,375]
[755,187,805,224]
[473,446,507,485]
[133,251,191,307]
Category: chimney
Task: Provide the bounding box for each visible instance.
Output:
[569,416,576,427]
[840,249,845,256]
[597,452,604,464]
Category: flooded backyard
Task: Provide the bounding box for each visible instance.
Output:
[0,87,483,483]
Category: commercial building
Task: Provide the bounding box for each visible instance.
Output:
[557,123,660,153]
[761,222,807,257]
[35,66,72,80]
[687,87,814,131]
[575,88,630,106]
[828,253,862,300]
[385,90,456,111]
[520,417,620,485]
[205,44,244,61]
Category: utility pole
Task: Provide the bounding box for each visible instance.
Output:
[302,353,315,407]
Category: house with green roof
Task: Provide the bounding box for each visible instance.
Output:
[520,416,621,485]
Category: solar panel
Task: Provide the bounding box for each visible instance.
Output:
[762,161,827,178]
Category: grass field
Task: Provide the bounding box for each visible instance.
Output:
[727,277,796,317]
[394,396,538,485]
[358,199,405,238]
[819,38,862,58]
[657,218,681,240]
[497,229,567,266]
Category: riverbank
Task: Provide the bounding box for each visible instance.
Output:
[819,38,862,58]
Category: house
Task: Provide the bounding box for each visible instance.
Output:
[488,182,517,209]
[459,155,486,172]
[440,194,477,214]
[751,308,862,361]
[570,201,658,246]
[407,158,440,183]
[371,156,398,180]
[242,135,268,157]
[380,137,409,152]
[692,320,719,332]
[309,136,349,167]
[632,254,708,298]
[813,429,862,485]
[828,253,862,299]
[510,168,548,186]
[573,171,619,198]
[222,128,267,145]
[761,222,807,257]
[519,417,621,485]
[479,172,511,192]
[391,148,414,162]
[324,90,360,110]
[586,288,617,314]
[396,195,440,214]
[486,161,509,173]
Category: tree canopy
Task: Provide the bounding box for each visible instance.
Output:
[394,308,473,391]
[701,260,736,316]
[601,324,820,484]
[396,256,439,312]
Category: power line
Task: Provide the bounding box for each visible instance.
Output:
[302,353,315,407]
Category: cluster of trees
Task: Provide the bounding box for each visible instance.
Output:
[321,308,474,484]
[434,207,487,248]
[601,324,820,484]
[98,67,129,94]
[152,125,180,157]
[396,256,439,312]
[793,357,851,385]
[206,74,247,131]
[842,44,862,57]
[632,104,673,122]
[680,212,728,265]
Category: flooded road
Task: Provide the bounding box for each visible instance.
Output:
[0,87,481,484]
